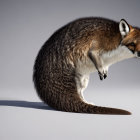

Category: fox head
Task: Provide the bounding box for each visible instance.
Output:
[119,19,140,58]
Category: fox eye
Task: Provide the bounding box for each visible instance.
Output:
[128,42,136,47]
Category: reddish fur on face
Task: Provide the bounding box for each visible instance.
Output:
[136,44,140,52]
[122,26,140,52]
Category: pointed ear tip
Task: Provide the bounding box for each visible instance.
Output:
[120,19,126,22]
[120,19,128,24]
[121,18,125,20]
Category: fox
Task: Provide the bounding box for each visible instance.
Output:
[33,17,140,115]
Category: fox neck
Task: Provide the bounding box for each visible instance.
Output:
[101,45,135,67]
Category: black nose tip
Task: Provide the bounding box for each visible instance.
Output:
[137,52,140,57]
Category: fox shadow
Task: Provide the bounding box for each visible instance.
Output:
[0,100,55,111]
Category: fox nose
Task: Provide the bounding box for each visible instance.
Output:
[137,52,140,57]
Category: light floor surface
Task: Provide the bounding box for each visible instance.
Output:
[0,88,140,140]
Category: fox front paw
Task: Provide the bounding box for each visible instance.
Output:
[98,67,108,80]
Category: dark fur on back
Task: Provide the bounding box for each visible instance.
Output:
[33,17,130,114]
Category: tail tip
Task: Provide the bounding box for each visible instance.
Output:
[117,108,132,115]
[124,110,132,115]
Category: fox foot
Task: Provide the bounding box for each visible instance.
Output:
[98,67,108,80]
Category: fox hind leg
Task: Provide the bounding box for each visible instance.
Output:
[75,74,95,105]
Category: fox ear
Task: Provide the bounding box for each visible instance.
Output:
[119,19,130,37]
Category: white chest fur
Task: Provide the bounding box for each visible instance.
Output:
[101,45,134,67]
[75,45,134,76]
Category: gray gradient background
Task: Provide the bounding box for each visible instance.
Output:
[0,0,140,140]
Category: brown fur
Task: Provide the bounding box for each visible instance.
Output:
[33,17,138,115]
